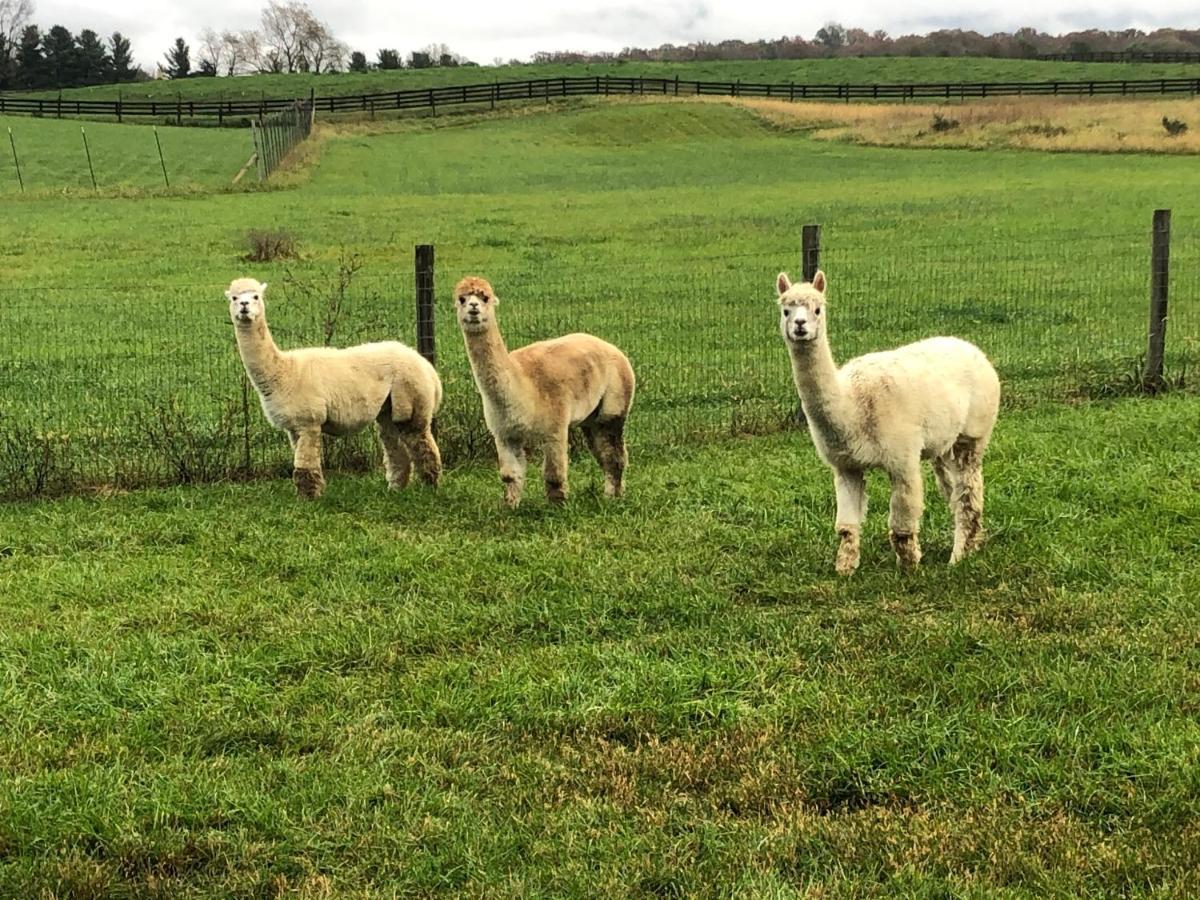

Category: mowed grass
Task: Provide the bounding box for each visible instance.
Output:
[21,56,1200,104]
[0,395,1198,894]
[0,114,256,196]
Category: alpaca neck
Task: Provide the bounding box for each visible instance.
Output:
[788,333,850,437]
[234,317,287,397]
[462,321,526,405]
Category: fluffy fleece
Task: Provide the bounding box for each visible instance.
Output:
[454,275,636,507]
[227,277,442,499]
[776,270,1000,574]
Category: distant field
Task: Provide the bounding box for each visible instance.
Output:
[14,56,1200,104]
[0,114,254,195]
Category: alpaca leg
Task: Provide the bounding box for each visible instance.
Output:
[400,422,442,487]
[542,433,570,504]
[950,437,987,562]
[292,428,325,499]
[833,468,867,576]
[587,416,627,498]
[932,454,955,504]
[496,439,527,508]
[887,462,924,569]
[376,418,412,490]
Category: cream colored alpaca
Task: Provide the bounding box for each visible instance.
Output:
[775,270,1000,574]
[226,277,443,499]
[454,275,635,507]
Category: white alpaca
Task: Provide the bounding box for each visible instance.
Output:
[775,270,1000,574]
[453,275,636,507]
[226,277,443,499]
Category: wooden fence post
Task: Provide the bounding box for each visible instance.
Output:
[415,244,437,366]
[802,224,822,282]
[1144,209,1171,392]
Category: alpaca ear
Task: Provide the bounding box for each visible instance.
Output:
[224,290,234,300]
[259,282,268,293]
[776,272,791,296]
[812,270,826,293]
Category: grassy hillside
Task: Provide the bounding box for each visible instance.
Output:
[17,56,1200,104]
[1,397,1198,895]
[0,114,254,194]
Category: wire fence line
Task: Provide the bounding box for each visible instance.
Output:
[0,224,1195,501]
[4,74,1200,124]
[251,100,314,180]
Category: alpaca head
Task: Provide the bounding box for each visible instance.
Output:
[226,277,268,327]
[454,275,497,334]
[775,270,826,345]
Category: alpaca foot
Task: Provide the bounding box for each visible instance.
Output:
[502,475,522,508]
[293,467,325,500]
[890,531,921,569]
[420,466,441,488]
[545,480,568,505]
[950,528,985,564]
[604,475,624,498]
[835,528,860,576]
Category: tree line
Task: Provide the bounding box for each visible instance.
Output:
[534,24,1200,64]
[0,0,138,89]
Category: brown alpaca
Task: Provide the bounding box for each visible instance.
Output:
[454,276,636,507]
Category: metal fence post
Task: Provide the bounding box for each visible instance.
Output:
[802,224,822,282]
[415,244,437,366]
[1144,209,1171,392]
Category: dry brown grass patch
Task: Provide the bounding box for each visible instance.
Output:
[722,95,1200,154]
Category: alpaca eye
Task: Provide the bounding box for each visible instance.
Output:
[481,296,489,303]
[253,295,259,301]
[815,308,821,316]
[458,296,466,305]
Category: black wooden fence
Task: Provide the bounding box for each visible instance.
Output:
[3,74,1200,123]
[1037,50,1200,64]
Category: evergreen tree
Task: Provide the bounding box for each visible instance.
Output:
[110,32,135,82]
[41,25,79,87]
[163,36,189,78]
[0,34,11,89]
[375,48,400,69]
[75,29,111,85]
[348,50,367,72]
[14,23,42,88]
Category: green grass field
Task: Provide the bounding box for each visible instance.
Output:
[1,397,1198,895]
[0,100,1197,497]
[0,114,255,195]
[16,56,1200,105]
[2,66,1200,893]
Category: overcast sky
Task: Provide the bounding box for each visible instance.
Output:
[28,1,1200,70]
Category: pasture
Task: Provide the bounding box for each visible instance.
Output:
[0,85,1199,894]
[16,55,1200,104]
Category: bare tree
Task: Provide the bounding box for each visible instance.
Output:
[197,26,225,74]
[260,0,304,71]
[0,0,34,55]
[303,17,345,72]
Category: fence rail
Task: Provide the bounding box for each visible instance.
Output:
[3,73,1200,123]
[1038,50,1200,64]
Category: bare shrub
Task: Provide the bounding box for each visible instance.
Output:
[0,423,68,499]
[133,394,244,485]
[283,250,389,346]
[244,229,298,262]
[930,113,959,132]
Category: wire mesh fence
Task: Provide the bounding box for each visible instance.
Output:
[0,223,1195,501]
